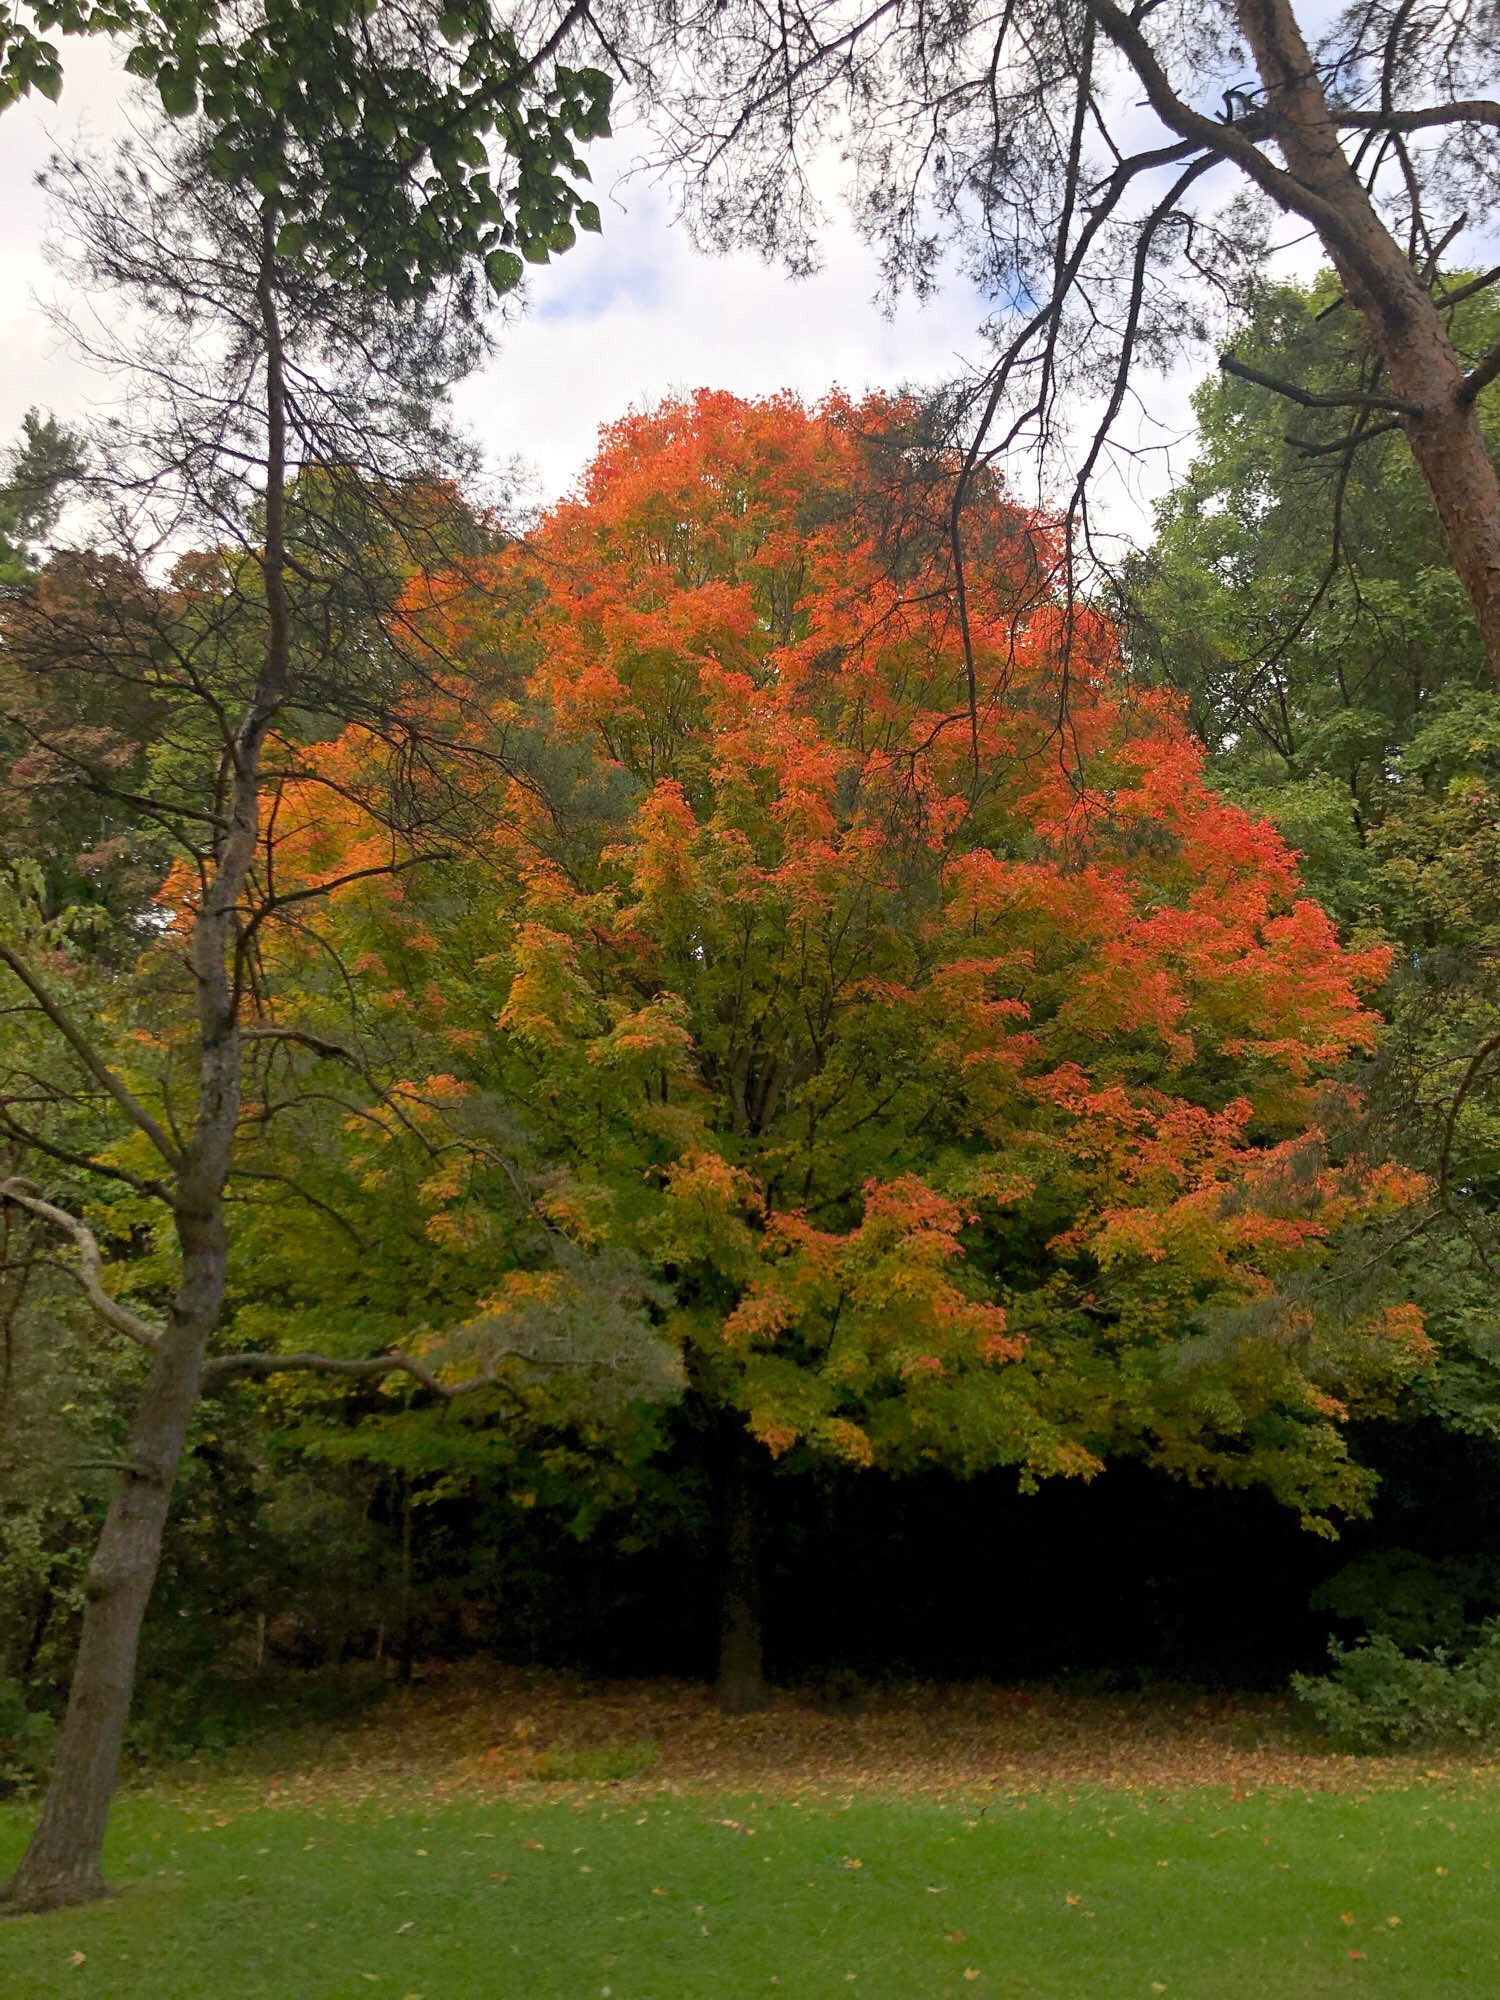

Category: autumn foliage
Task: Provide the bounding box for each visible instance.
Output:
[292,390,1424,1524]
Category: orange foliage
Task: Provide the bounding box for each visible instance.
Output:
[303,390,1422,1517]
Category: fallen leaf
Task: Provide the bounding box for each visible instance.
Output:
[1340,1913,1354,1925]
[963,1970,981,1982]
[1065,1893,1081,1907]
[1349,1950,1366,1961]
[69,1953,86,1968]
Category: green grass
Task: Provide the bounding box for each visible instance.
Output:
[3,1778,1499,1998]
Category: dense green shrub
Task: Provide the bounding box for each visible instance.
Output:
[1294,1623,1500,1751]
[0,1679,57,1796]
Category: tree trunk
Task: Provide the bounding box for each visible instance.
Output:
[714,1421,769,1714]
[3,1228,219,1914]
[3,209,285,1921]
[1233,0,1500,676]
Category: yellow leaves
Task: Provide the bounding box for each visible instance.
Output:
[631,779,704,906]
[748,1416,800,1457]
[724,1291,791,1348]
[651,1149,762,1277]
[819,1419,875,1469]
[1376,1302,1435,1365]
[589,996,696,1076]
[499,923,597,1051]
[536,1176,615,1250]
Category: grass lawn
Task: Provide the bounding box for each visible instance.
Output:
[4,1775,1500,2000]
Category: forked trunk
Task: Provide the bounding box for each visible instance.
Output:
[1233,0,1500,676]
[714,1420,769,1714]
[3,1227,220,1914]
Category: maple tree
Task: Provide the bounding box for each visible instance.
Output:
[314,388,1428,1709]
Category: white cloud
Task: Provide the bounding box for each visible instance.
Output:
[0,73,986,510]
[455,155,986,504]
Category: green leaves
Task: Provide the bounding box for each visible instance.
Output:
[484,247,524,294]
[154,59,195,114]
[2,0,614,306]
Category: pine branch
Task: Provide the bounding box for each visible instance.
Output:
[1218,354,1419,413]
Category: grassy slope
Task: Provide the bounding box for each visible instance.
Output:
[3,1779,1498,1999]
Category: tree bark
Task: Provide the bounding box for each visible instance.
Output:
[2,1221,221,1913]
[714,1420,769,1714]
[1232,0,1500,676]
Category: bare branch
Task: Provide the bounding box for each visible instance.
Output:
[1284,415,1404,456]
[199,1344,562,1394]
[0,943,186,1172]
[241,1025,365,1066]
[1218,354,1419,413]
[1460,339,1500,408]
[1336,99,1500,136]
[0,1179,162,1353]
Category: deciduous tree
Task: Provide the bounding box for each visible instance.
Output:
[348,390,1426,1708]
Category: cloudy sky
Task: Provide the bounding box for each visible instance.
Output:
[0,39,1196,533]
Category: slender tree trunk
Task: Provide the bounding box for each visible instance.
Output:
[3,219,287,1916]
[1233,0,1500,675]
[3,1219,221,1913]
[398,1476,415,1686]
[714,1421,769,1714]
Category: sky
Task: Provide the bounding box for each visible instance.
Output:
[0,39,1201,535]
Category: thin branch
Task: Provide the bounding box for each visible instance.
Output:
[1335,99,1500,136]
[1285,415,1404,455]
[199,1344,562,1394]
[1459,339,1500,407]
[241,1026,365,1067]
[1218,354,1419,413]
[0,1114,171,1202]
[0,1180,162,1353]
[0,943,186,1172]
[1438,1030,1500,1203]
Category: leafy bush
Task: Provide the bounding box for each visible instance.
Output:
[1293,1622,1500,1751]
[530,1738,659,1783]
[1310,1550,1499,1653]
[0,1681,57,1797]
[123,1663,388,1767]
